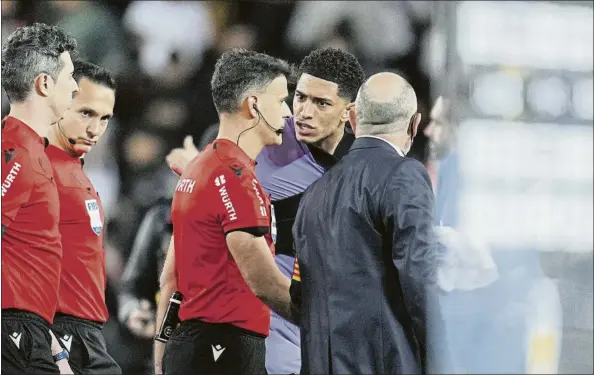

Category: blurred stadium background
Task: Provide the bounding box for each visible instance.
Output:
[1,1,592,373]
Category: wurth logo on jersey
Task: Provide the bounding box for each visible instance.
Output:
[176,178,196,193]
[214,175,226,186]
[216,175,237,221]
[1,161,22,197]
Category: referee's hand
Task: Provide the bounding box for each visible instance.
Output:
[166,135,199,176]
[126,299,156,339]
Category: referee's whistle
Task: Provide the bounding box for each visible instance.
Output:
[155,291,183,343]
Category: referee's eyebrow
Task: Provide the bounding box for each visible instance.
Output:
[80,107,112,120]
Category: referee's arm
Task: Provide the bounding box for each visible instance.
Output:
[154,237,177,375]
[219,168,297,324]
[226,231,296,324]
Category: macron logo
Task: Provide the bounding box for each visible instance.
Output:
[60,334,73,351]
[9,332,22,349]
[211,344,226,362]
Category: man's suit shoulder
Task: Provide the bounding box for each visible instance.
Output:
[388,157,433,192]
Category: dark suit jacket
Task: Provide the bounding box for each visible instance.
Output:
[118,198,172,323]
[292,137,444,374]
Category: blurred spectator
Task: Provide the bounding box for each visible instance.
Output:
[122,1,214,79]
[33,1,128,75]
[236,0,297,59]
[285,1,431,64]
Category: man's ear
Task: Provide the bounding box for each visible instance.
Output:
[408,112,422,138]
[34,73,53,98]
[411,112,422,138]
[243,96,258,119]
[348,105,357,135]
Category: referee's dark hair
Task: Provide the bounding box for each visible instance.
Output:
[211,48,291,114]
[298,47,365,102]
[1,23,78,103]
[73,60,116,91]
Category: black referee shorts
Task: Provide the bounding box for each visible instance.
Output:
[52,313,121,375]
[163,319,267,375]
[1,309,59,374]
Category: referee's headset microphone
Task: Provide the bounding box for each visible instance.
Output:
[235,102,284,146]
[57,120,77,145]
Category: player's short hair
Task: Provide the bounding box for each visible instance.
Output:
[211,48,291,114]
[1,23,78,103]
[298,48,365,102]
[73,60,116,91]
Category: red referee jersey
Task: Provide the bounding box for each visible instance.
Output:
[1,116,62,324]
[46,145,108,323]
[172,139,275,336]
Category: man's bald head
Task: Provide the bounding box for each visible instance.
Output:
[355,72,417,136]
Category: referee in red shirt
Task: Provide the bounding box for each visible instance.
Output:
[45,60,121,374]
[1,23,78,374]
[154,49,295,375]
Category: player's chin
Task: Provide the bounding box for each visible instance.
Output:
[296,133,318,145]
[268,133,283,146]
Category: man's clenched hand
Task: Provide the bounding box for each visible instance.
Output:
[166,135,199,176]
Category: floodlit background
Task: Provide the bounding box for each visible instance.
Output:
[1,1,592,374]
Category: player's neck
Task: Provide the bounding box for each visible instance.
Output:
[315,124,345,155]
[217,119,265,161]
[8,101,55,138]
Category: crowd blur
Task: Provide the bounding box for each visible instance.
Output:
[1,1,441,372]
[1,0,438,251]
[1,1,592,374]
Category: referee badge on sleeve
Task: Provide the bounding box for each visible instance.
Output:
[85,199,103,236]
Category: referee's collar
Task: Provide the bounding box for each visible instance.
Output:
[212,138,257,167]
[45,144,85,166]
